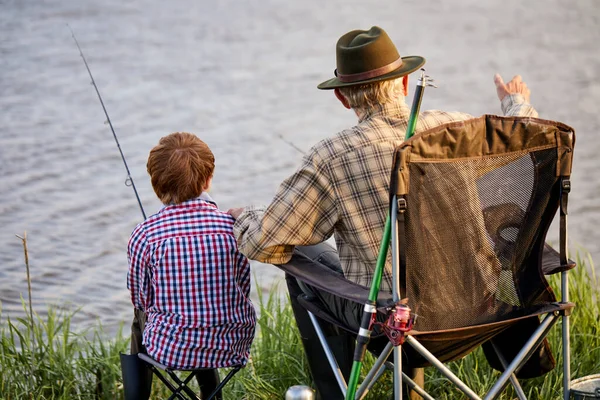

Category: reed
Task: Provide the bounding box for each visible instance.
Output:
[15,231,36,388]
[0,251,598,399]
[0,301,130,399]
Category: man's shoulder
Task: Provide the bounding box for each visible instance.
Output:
[417,110,474,131]
[307,123,379,164]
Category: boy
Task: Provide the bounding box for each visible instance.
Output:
[127,132,256,398]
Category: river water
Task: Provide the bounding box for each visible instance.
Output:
[1,0,599,333]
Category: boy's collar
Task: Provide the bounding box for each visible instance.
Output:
[198,192,217,205]
[161,192,217,210]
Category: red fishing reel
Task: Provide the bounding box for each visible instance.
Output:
[375,303,414,346]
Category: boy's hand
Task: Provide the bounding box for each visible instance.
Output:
[227,207,245,220]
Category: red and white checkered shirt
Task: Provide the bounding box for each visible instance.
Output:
[127,195,256,369]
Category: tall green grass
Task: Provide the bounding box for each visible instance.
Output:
[1,253,598,399]
[0,301,129,399]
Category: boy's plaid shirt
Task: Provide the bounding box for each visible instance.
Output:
[128,197,256,369]
[234,95,537,292]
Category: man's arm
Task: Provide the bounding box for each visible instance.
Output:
[494,74,538,118]
[231,153,338,264]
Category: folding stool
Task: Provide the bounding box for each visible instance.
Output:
[126,352,241,400]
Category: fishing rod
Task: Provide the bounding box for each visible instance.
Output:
[345,68,437,400]
[406,69,437,139]
[68,25,147,220]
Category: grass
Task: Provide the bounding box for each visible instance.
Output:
[0,302,129,399]
[0,252,598,399]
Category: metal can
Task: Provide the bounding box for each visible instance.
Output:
[285,385,315,400]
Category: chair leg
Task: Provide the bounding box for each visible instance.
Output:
[356,342,394,399]
[405,336,482,400]
[307,310,349,396]
[287,274,352,400]
[382,363,434,400]
[562,271,571,400]
[490,342,526,400]
[484,313,559,400]
[146,367,187,400]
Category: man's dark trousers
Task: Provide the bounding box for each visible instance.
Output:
[286,244,424,400]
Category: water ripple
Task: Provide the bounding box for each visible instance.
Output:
[1,0,599,334]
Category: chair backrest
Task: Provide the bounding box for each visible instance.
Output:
[391,115,575,332]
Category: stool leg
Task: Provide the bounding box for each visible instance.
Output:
[172,370,202,400]
[205,368,241,400]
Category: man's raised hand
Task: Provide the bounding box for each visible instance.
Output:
[494,74,531,103]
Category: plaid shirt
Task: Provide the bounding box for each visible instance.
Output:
[234,95,537,292]
[128,195,256,369]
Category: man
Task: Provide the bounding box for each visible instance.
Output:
[229,26,536,399]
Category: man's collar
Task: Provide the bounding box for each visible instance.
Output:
[357,98,410,123]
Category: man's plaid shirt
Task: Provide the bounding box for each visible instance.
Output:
[128,195,256,369]
[234,95,537,292]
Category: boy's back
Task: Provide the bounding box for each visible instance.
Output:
[128,196,256,369]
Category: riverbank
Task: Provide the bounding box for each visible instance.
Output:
[1,252,598,399]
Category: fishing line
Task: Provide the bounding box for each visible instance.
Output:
[68,25,147,220]
[276,133,305,155]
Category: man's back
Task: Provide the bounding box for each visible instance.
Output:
[307,102,475,290]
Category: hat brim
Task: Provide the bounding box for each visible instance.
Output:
[317,56,426,90]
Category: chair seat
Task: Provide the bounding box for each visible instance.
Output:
[137,352,242,373]
[299,290,573,367]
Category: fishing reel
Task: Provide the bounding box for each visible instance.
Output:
[375,302,415,346]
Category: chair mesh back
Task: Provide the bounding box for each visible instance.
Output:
[396,116,574,332]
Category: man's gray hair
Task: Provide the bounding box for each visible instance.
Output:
[338,77,405,112]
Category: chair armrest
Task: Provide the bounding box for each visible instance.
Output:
[274,251,393,306]
[541,243,576,275]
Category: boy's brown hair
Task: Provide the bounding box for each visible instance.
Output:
[147,132,215,205]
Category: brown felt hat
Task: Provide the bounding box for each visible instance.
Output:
[317,26,426,90]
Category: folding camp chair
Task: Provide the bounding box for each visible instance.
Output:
[120,352,242,400]
[278,114,576,399]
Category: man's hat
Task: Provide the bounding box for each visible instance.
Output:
[317,26,426,90]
